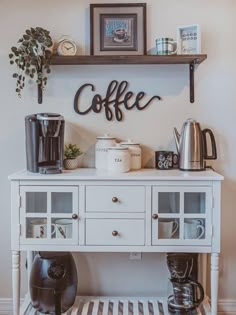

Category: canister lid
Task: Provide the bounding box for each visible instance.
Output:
[120,139,140,146]
[108,144,129,150]
[96,133,116,140]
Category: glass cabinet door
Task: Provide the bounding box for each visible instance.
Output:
[183,192,207,240]
[152,186,212,245]
[157,191,180,240]
[20,186,79,244]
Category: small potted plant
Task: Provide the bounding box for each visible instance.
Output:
[64,144,83,170]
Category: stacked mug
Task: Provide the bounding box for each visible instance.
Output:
[95,135,142,173]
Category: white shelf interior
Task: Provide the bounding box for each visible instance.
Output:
[22,295,211,315]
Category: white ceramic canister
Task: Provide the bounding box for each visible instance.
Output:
[108,145,130,173]
[120,139,142,170]
[95,134,116,170]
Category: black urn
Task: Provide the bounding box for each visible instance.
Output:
[30,252,77,314]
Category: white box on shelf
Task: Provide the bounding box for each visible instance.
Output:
[177,24,201,54]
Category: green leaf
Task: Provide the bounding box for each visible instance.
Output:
[10,60,14,65]
[23,35,30,40]
[11,46,17,53]
[13,73,18,78]
[22,41,29,47]
[9,53,14,59]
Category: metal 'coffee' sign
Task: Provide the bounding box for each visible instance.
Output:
[74,80,161,121]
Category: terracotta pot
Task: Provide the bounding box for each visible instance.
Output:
[63,158,78,170]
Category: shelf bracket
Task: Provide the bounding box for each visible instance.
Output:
[37,63,43,104]
[38,82,43,104]
[189,61,195,103]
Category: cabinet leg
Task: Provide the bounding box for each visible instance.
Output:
[12,251,20,315]
[211,253,219,315]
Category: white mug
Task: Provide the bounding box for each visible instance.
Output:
[159,220,178,239]
[30,219,56,239]
[55,219,72,239]
[184,219,205,239]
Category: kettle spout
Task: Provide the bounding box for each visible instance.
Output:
[173,128,180,153]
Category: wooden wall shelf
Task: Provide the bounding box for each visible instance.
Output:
[36,54,207,104]
[51,54,207,65]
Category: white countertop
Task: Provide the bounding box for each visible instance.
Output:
[8,168,224,181]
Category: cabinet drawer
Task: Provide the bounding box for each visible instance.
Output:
[86,219,145,245]
[86,186,145,212]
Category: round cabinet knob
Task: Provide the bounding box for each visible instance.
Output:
[112,197,119,203]
[72,214,78,220]
[112,230,119,237]
[152,213,159,220]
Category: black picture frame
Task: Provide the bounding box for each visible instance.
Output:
[90,3,147,56]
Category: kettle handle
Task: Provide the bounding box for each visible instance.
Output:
[202,128,217,160]
[190,280,205,306]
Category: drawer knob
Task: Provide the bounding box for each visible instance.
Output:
[112,230,119,237]
[112,197,119,203]
[152,213,158,220]
[72,214,78,220]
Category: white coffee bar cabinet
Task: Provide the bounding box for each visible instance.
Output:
[9,168,223,315]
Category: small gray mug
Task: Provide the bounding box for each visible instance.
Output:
[156,38,177,55]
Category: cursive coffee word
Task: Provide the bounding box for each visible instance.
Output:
[74,80,161,121]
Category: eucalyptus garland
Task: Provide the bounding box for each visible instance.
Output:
[9,27,53,99]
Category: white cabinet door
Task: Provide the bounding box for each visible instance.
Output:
[19,186,79,245]
[152,186,212,246]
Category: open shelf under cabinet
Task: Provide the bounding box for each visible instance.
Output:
[21,295,211,315]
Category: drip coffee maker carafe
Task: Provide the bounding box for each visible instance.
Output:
[167,253,204,312]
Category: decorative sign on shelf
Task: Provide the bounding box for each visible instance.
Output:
[74,80,161,121]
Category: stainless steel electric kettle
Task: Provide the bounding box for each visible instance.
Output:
[174,118,217,171]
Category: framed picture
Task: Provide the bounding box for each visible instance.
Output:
[177,24,201,54]
[90,3,147,55]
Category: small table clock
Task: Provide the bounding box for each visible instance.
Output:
[57,36,77,56]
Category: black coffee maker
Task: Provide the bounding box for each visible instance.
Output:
[167,253,204,313]
[25,113,64,174]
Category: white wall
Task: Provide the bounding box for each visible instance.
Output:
[1,0,236,303]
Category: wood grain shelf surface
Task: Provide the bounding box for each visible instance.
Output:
[51,54,207,65]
